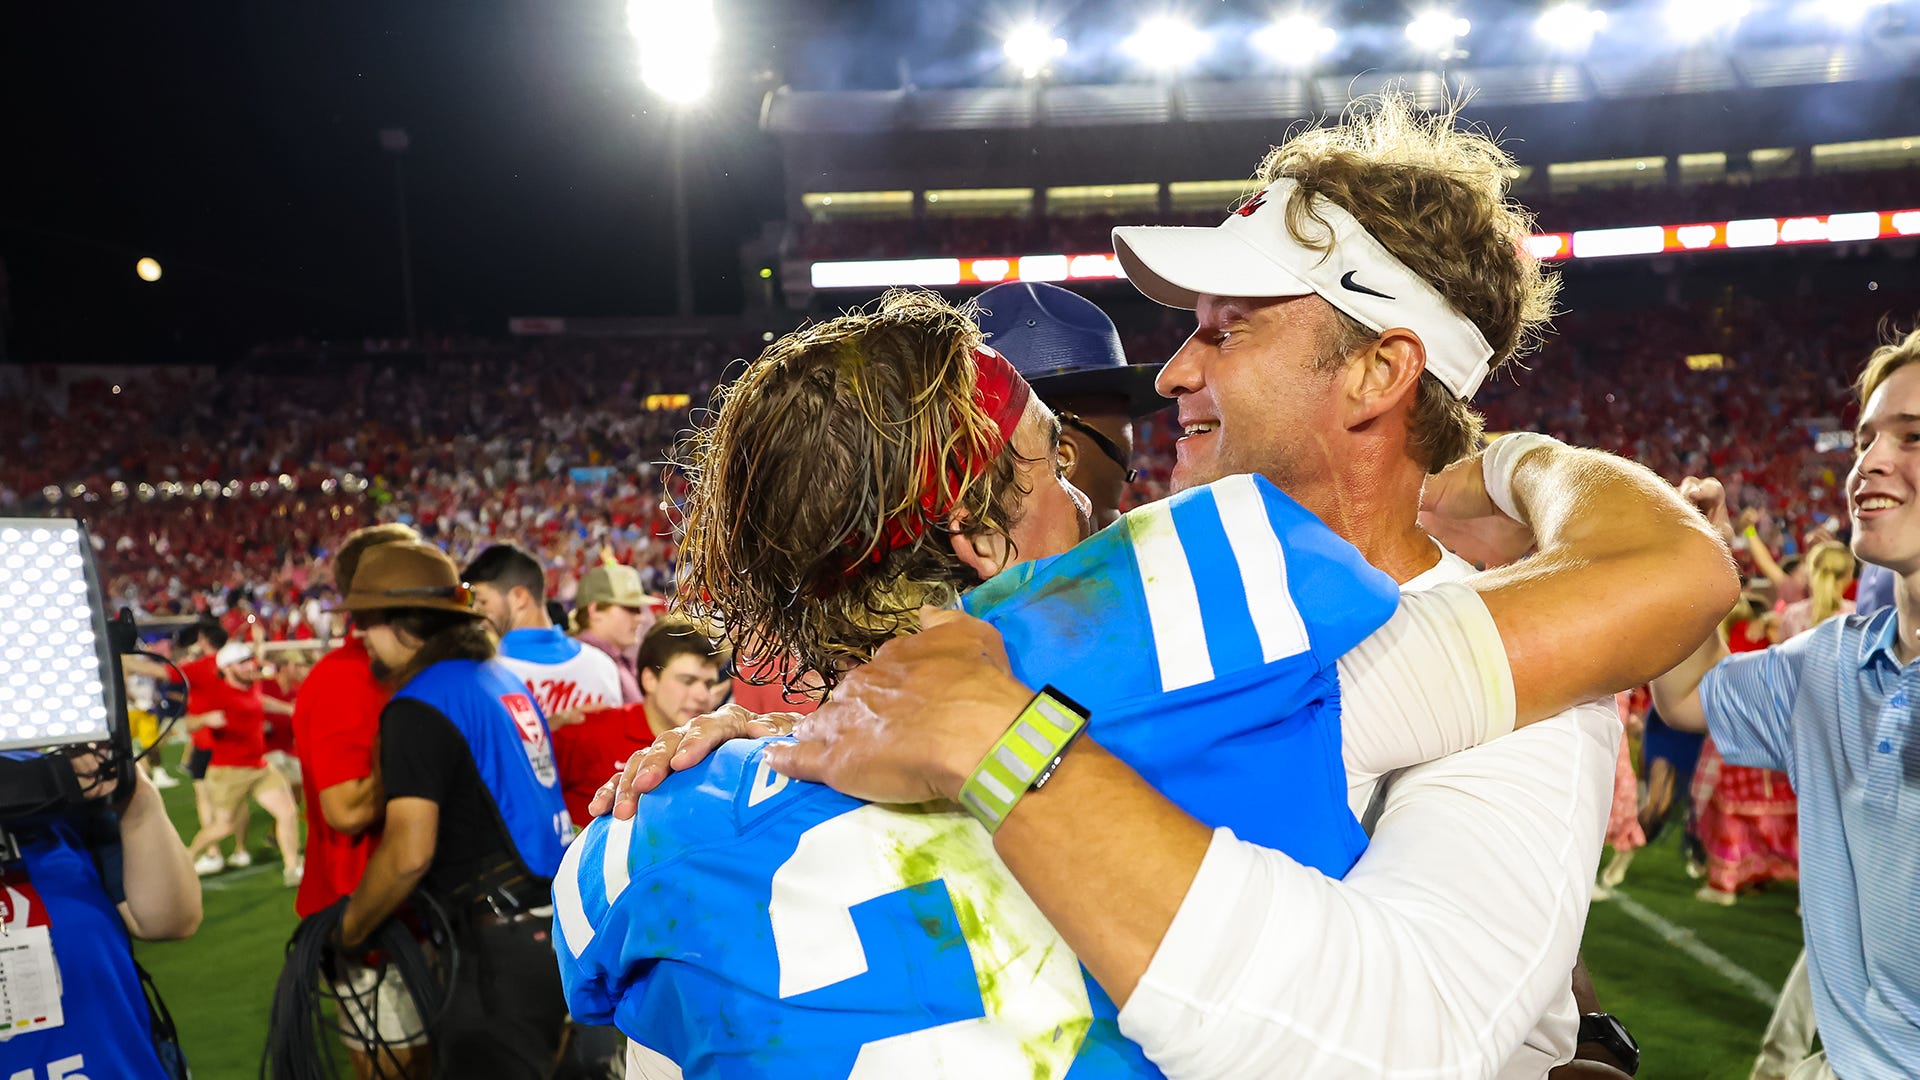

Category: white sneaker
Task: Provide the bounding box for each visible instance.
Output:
[151,769,181,790]
[283,859,304,888]
[193,852,225,876]
[226,850,253,869]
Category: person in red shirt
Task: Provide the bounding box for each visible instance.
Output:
[288,522,430,1078]
[169,618,257,870]
[551,616,728,825]
[260,654,307,792]
[183,642,302,885]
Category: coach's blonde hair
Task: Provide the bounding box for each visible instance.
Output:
[1252,91,1559,472]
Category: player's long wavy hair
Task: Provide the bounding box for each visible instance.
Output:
[673,290,1030,695]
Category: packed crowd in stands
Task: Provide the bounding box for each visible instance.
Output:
[0,285,1897,644]
[0,334,760,639]
[795,168,1920,261]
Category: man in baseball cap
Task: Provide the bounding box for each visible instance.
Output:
[976,281,1168,530]
[183,639,304,885]
[569,564,651,704]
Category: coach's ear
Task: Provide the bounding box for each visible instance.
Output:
[945,510,1015,580]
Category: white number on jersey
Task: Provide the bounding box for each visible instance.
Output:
[10,1055,90,1080]
[768,804,1093,1079]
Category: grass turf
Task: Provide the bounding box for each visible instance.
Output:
[135,769,1807,1080]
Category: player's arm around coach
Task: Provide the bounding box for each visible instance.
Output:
[723,446,1711,1079]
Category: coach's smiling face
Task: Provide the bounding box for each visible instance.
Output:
[1155,294,1355,500]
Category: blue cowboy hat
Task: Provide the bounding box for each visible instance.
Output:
[975,282,1170,418]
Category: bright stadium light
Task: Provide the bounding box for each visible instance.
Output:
[1003,21,1068,79]
[1122,16,1212,73]
[0,522,118,752]
[628,0,717,104]
[1534,2,1608,50]
[1405,9,1470,56]
[1665,0,1748,41]
[1254,14,1337,68]
[1820,0,1892,25]
[135,257,163,283]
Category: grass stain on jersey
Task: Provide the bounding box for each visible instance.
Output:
[881,803,1095,1078]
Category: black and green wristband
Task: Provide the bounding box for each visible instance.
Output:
[957,685,1090,833]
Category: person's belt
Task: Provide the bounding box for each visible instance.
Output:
[466,872,552,928]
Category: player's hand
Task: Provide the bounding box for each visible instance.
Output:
[198,710,228,729]
[764,607,1033,804]
[592,704,803,821]
[547,701,612,731]
[1418,449,1536,568]
[1679,476,1733,540]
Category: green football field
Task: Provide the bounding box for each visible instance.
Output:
[135,769,1807,1080]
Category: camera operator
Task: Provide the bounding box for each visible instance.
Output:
[0,752,201,1080]
[332,541,572,1078]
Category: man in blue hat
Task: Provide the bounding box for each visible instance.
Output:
[975,282,1168,530]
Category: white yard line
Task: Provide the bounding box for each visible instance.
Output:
[1608,888,1781,1008]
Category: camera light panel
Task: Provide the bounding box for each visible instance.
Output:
[0,520,115,750]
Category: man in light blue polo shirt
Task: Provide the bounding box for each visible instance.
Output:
[1654,328,1920,1080]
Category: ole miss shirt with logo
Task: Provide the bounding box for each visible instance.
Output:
[497,626,625,718]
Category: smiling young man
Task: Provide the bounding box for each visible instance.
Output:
[557,285,1731,1078]
[1652,328,1920,1080]
[548,617,728,825]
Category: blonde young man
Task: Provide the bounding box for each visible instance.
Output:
[1653,329,1920,1080]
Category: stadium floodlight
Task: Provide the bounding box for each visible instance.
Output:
[628,0,717,104]
[1820,0,1892,25]
[135,257,163,283]
[1405,9,1470,56]
[1534,2,1607,50]
[0,521,118,753]
[1254,14,1337,68]
[1003,21,1068,79]
[1665,0,1748,41]
[1122,16,1212,74]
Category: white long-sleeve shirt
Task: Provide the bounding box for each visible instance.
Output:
[1118,546,1619,1080]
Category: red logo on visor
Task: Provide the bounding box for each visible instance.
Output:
[1235,193,1269,217]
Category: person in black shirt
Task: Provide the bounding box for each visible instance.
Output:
[334,542,573,1079]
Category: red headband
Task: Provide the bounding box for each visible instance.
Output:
[846,345,1033,573]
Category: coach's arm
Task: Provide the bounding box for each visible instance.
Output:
[756,443,1726,1075]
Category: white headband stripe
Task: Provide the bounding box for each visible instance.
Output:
[1111,178,1498,399]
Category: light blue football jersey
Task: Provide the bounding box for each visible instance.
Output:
[552,473,1400,1079]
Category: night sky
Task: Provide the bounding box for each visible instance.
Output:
[0,1,1853,364]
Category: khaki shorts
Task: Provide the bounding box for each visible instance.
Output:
[330,957,429,1050]
[203,763,291,820]
[265,749,303,789]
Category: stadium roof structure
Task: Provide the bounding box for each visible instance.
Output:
[760,39,1920,198]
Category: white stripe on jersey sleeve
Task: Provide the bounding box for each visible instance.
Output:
[603,812,636,904]
[552,823,597,958]
[1211,473,1311,664]
[625,1040,686,1079]
[1126,498,1214,692]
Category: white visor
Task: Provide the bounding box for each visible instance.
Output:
[1112,179,1497,400]
[215,641,254,669]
